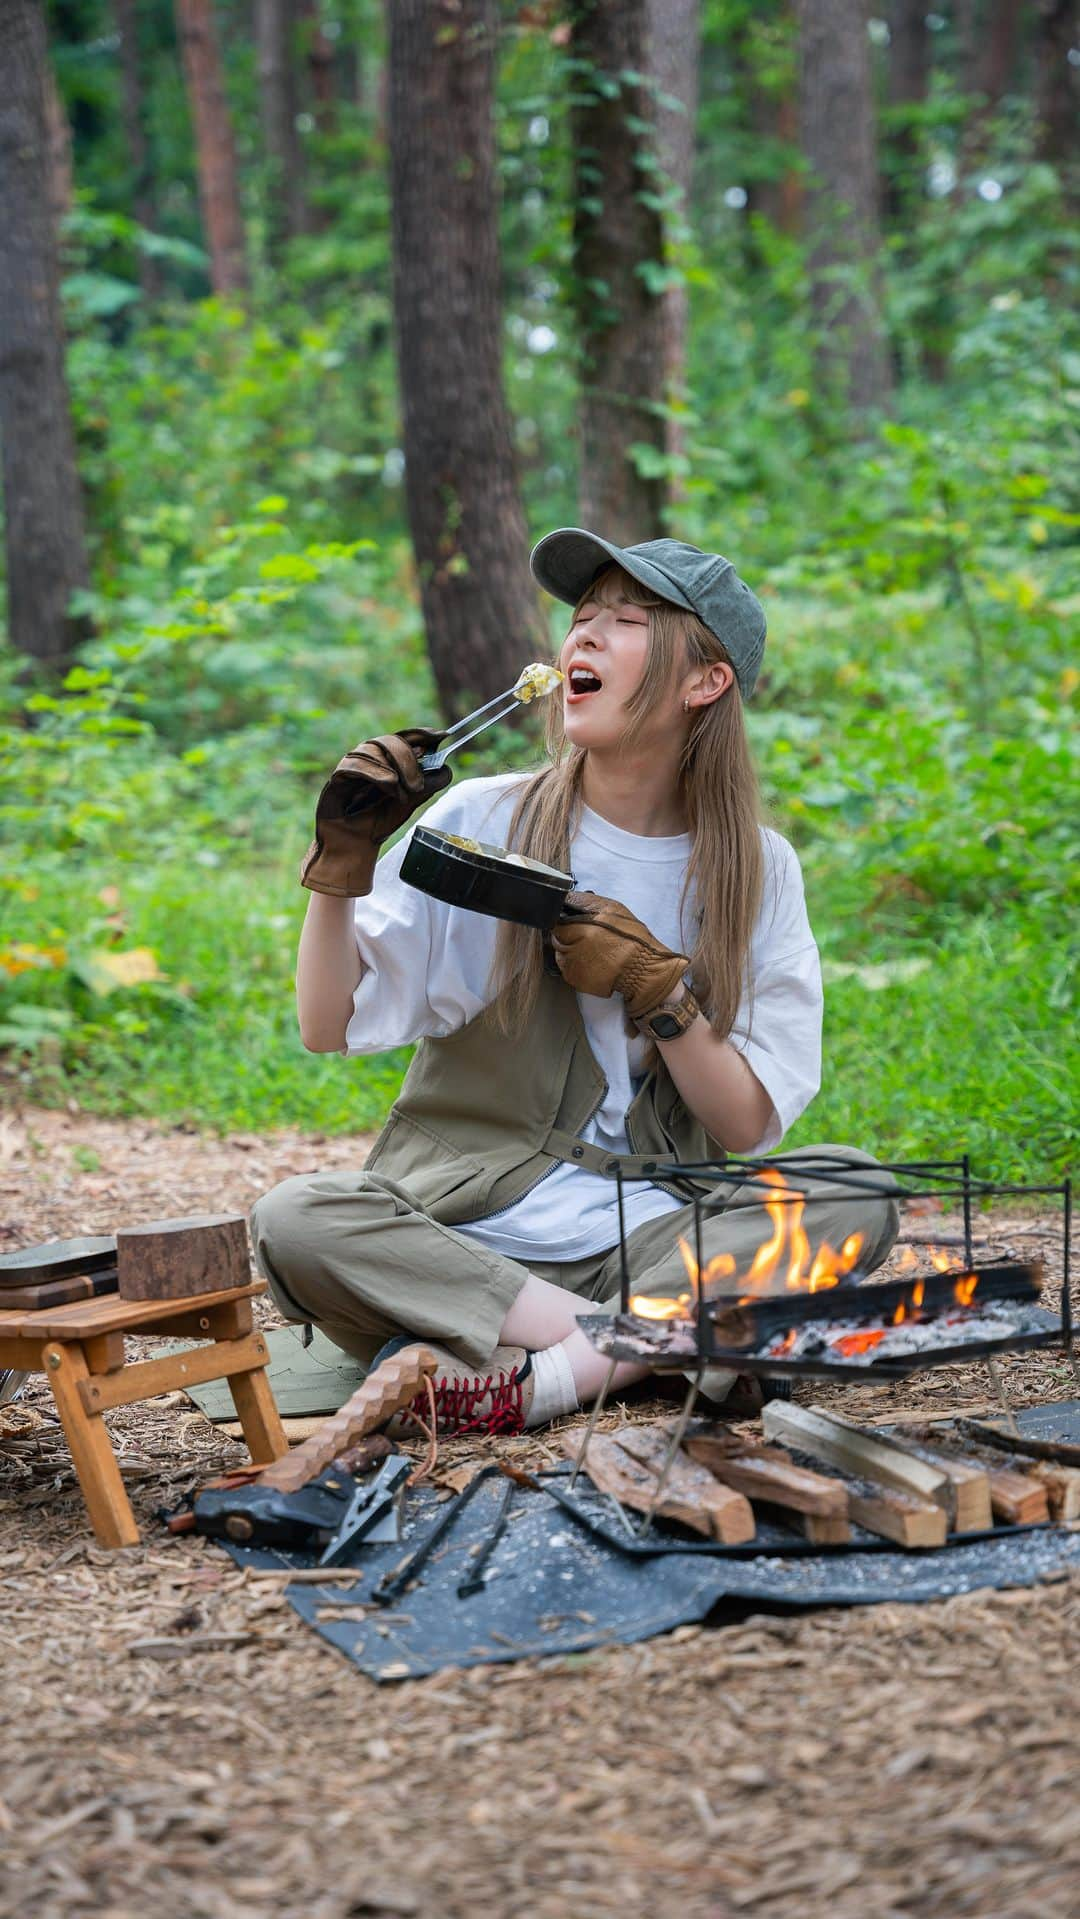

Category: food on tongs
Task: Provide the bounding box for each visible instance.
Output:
[419,662,564,770]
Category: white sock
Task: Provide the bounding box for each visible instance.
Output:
[525,1340,581,1429]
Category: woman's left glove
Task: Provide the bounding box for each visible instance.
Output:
[550,891,690,1019]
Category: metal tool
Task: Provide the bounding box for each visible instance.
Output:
[191,1347,438,1552]
[418,662,563,770]
[319,1455,411,1564]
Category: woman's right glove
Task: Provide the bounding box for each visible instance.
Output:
[300,728,451,897]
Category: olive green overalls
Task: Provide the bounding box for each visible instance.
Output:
[251,976,898,1368]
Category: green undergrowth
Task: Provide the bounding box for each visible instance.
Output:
[3,572,1076,1179]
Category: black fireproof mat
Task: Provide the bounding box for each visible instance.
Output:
[222,1402,1080,1682]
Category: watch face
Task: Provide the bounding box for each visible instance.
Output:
[651,1012,684,1039]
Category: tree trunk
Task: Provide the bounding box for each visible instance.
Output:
[113,0,164,299]
[42,58,73,233]
[174,0,249,295]
[884,0,929,220]
[0,0,92,667]
[570,0,667,541]
[646,0,698,481]
[736,6,803,257]
[298,0,337,133]
[255,0,310,246]
[796,0,892,417]
[386,0,544,719]
[1033,0,1079,206]
[974,0,1027,108]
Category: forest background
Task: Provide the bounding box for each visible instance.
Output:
[0,0,1077,1183]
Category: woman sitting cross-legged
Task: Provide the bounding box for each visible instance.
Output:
[251,528,899,1434]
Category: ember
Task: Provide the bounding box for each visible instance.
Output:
[832,1328,888,1358]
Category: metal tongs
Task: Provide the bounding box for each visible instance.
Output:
[419,662,563,771]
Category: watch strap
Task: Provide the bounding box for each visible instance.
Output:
[635,988,700,1040]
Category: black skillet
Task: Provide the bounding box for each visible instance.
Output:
[401,824,584,932]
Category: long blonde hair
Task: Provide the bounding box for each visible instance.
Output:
[491,564,765,1039]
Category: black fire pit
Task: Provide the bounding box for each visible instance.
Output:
[577,1155,1073,1386]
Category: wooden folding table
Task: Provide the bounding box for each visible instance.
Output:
[0,1280,288,1548]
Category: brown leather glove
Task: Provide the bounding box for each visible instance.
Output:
[300,728,451,897]
[550,891,690,1019]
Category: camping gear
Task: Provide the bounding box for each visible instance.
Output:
[401,824,580,930]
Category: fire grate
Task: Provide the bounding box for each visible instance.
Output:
[577,1155,1072,1383]
[570,1155,1074,1535]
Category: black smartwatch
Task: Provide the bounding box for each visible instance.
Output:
[635,989,700,1041]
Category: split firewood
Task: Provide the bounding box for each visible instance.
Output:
[954,1421,1080,1519]
[762,1402,955,1528]
[861,1431,992,1534]
[821,1409,991,1534]
[780,1446,947,1549]
[559,1429,755,1544]
[958,1417,1080,1469]
[903,1425,1054,1526]
[613,1425,761,1543]
[679,1427,851,1545]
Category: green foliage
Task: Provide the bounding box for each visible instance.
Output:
[1,1,1076,1179]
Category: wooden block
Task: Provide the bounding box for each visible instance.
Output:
[614,1425,758,1542]
[904,1425,1051,1527]
[973,1464,1048,1527]
[116,1215,250,1301]
[790,1510,852,1546]
[571,1427,755,1542]
[870,1431,992,1533]
[560,1429,755,1543]
[776,1443,946,1548]
[763,1402,955,1524]
[683,1429,849,1522]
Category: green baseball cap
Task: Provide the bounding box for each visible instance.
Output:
[530,527,767,699]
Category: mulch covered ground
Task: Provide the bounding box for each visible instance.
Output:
[1,1104,1078,1919]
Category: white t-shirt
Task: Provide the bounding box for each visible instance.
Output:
[345,774,822,1262]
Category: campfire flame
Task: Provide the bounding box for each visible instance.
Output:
[742,1170,864,1295]
[627,1171,866,1322]
[894,1244,954,1275]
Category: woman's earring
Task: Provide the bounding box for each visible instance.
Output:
[683,697,691,714]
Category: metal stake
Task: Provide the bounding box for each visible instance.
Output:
[616,1167,630,1313]
[986,1356,1019,1435]
[567,1356,618,1492]
[962,1152,974,1271]
[636,1368,703,1540]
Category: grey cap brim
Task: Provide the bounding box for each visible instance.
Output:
[530,529,697,616]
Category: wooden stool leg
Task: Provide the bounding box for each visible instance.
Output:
[227,1363,288,1465]
[42,1341,140,1549]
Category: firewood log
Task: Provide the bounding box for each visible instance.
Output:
[559,1429,755,1544]
[681,1428,851,1543]
[903,1425,1052,1527]
[763,1403,955,1527]
[866,1433,992,1534]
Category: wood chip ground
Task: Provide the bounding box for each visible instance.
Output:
[1,1106,1078,1917]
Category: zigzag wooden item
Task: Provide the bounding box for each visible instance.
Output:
[258,1347,439,1493]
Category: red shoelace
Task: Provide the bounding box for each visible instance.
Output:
[406,1364,525,1437]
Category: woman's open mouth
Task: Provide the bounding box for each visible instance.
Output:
[565,664,604,704]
